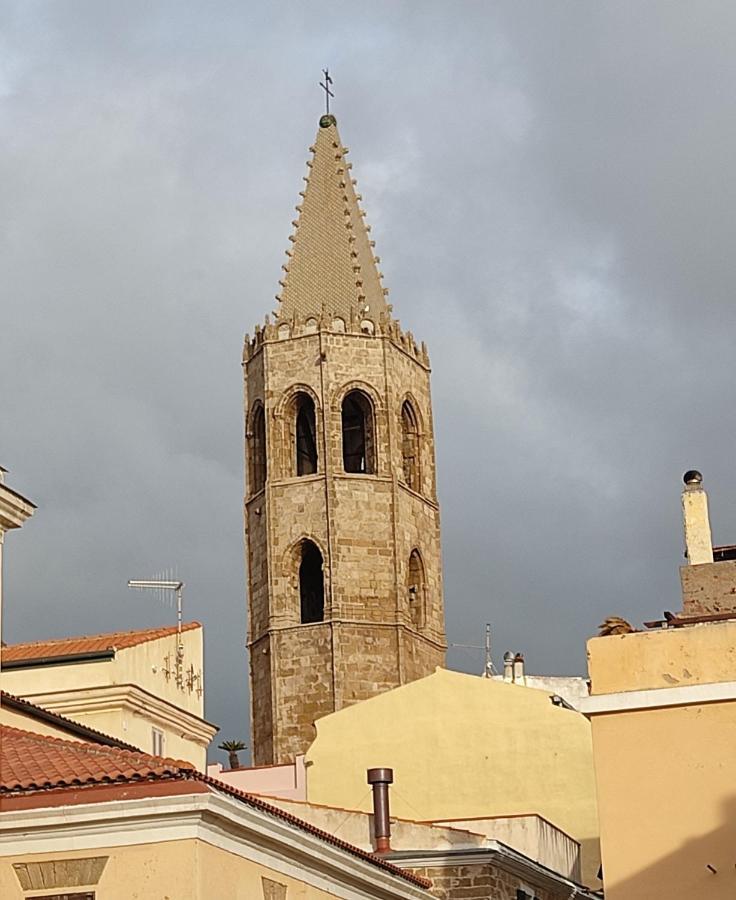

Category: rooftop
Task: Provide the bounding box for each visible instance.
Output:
[0,726,429,890]
[0,690,141,752]
[1,622,201,664]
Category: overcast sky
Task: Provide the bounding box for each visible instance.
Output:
[3,2,736,759]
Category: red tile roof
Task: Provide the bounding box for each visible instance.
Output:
[0,725,194,792]
[0,726,430,890]
[1,622,201,663]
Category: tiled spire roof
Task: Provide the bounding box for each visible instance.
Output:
[277,115,388,323]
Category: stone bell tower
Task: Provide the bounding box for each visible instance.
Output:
[243,113,446,765]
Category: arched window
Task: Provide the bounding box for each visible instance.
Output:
[400,400,420,492]
[300,540,324,624]
[342,390,375,474]
[250,404,266,494]
[408,549,425,628]
[295,393,318,475]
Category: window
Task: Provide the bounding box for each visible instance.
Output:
[295,393,318,475]
[400,400,421,491]
[152,727,165,757]
[341,390,375,474]
[408,549,425,628]
[299,540,325,624]
[249,403,266,493]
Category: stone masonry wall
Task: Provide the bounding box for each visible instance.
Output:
[407,862,558,900]
[244,318,447,764]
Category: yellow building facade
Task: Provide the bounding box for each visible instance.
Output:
[1,623,216,768]
[585,623,736,899]
[303,667,601,887]
[583,472,736,899]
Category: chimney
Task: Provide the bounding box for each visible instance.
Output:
[682,470,713,565]
[513,653,526,685]
[367,767,393,854]
[503,651,514,682]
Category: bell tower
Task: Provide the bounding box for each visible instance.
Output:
[244,113,446,765]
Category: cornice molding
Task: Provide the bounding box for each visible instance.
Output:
[21,684,217,746]
[580,679,736,716]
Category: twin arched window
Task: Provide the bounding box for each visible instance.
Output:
[254,389,420,488]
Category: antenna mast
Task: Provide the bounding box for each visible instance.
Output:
[127,579,185,687]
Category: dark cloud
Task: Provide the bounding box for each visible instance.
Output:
[3,2,736,755]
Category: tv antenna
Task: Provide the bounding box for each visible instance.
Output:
[450,623,496,678]
[127,578,185,687]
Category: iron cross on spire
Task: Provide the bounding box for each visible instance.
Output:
[319,68,334,115]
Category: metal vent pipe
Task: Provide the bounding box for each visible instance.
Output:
[367,767,394,853]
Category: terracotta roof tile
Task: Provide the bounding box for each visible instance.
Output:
[0,727,430,890]
[1,622,201,663]
[0,725,194,792]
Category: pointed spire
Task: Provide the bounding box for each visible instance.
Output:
[277,115,388,323]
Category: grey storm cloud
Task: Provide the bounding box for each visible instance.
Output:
[3,1,736,753]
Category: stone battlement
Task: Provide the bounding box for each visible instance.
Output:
[243,312,430,368]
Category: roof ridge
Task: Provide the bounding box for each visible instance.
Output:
[0,691,142,752]
[3,621,201,651]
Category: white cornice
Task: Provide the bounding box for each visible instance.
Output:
[0,793,428,900]
[21,684,217,746]
[0,484,35,532]
[579,679,736,716]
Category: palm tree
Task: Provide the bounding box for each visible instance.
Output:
[218,739,247,770]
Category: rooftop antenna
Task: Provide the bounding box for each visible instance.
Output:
[319,68,334,115]
[127,577,185,687]
[449,623,496,678]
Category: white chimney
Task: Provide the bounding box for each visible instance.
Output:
[682,470,713,565]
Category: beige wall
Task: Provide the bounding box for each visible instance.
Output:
[587,625,736,899]
[588,621,736,693]
[2,627,215,768]
[0,705,85,741]
[0,840,347,899]
[304,667,600,887]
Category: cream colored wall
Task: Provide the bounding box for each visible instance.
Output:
[590,701,736,899]
[1,658,113,695]
[588,621,736,694]
[587,623,736,899]
[1,628,214,767]
[117,628,204,716]
[0,705,84,741]
[304,668,600,887]
[0,840,345,899]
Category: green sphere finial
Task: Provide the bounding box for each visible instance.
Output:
[320,114,337,128]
